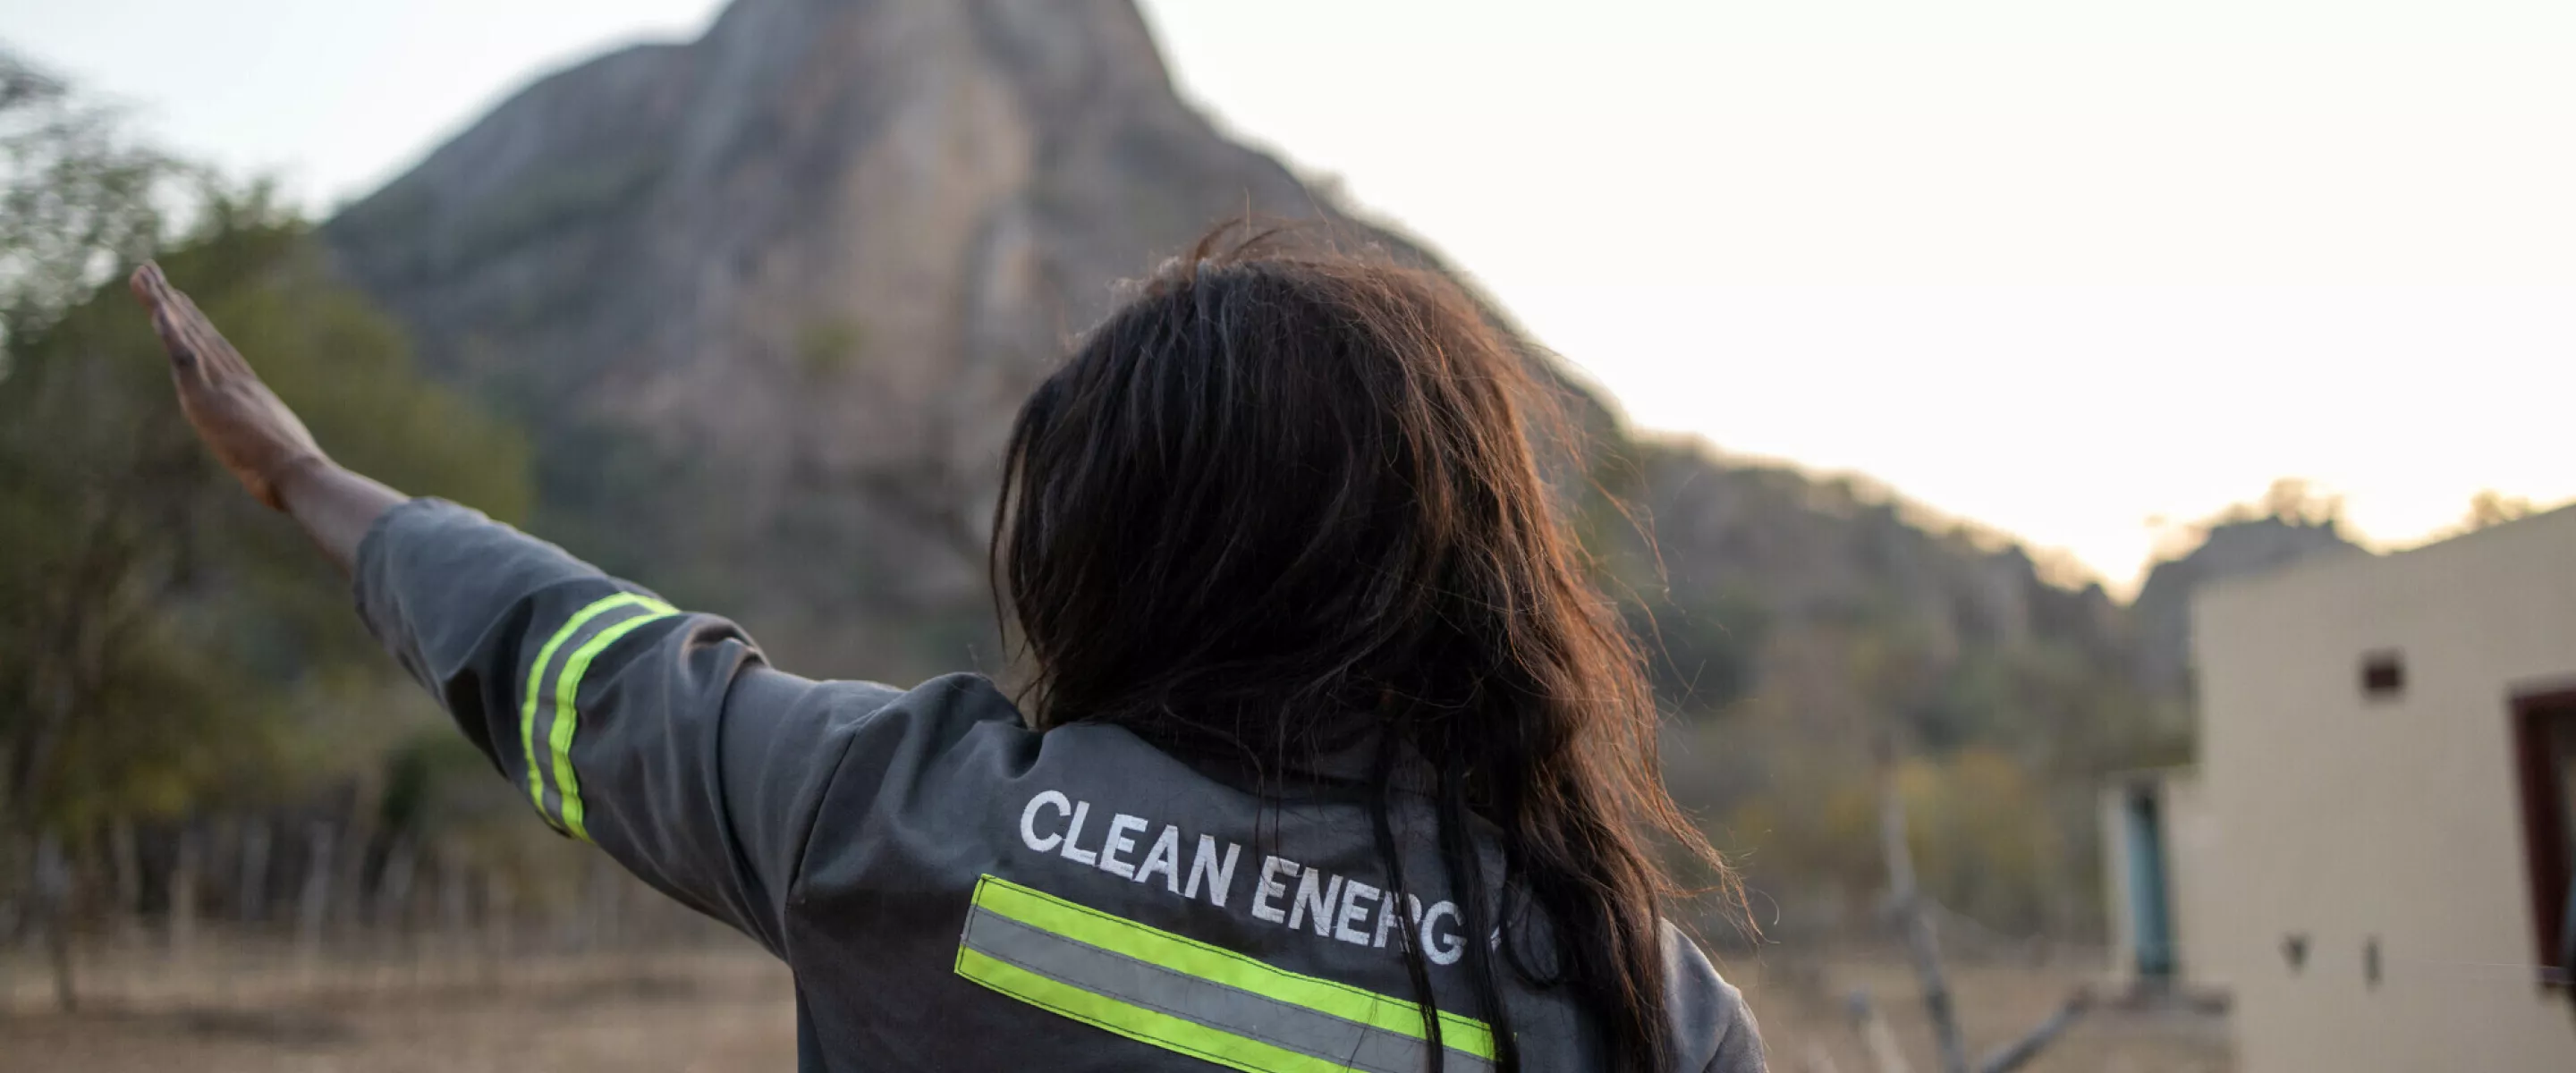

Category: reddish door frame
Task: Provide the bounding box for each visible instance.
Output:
[2509,685,2576,985]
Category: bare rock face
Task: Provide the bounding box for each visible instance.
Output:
[324,0,2192,733]
[1616,438,2132,697]
[2130,518,2366,695]
[326,0,1335,675]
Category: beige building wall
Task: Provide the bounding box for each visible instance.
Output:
[2163,773,2223,985]
[2190,506,2576,1072]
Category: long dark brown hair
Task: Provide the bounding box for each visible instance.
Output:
[993,223,1729,1072]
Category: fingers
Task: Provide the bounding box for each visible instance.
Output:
[130,261,250,381]
[132,263,192,371]
[128,261,170,309]
[149,307,208,383]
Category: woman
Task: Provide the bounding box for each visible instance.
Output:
[131,226,1763,1072]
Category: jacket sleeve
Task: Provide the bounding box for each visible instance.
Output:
[352,498,901,955]
[1665,923,1767,1073]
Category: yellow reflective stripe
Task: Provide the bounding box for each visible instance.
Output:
[955,947,1357,1073]
[521,592,673,828]
[970,874,1496,1059]
[548,607,679,842]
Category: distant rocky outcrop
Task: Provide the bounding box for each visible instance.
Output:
[1624,438,2128,666]
[2129,517,2367,694]
[325,0,1372,673]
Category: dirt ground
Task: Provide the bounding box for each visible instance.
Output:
[0,947,797,1073]
[1723,954,2233,1073]
[0,944,2229,1071]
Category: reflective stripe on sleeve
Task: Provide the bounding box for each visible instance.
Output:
[955,874,1496,1073]
[520,592,674,835]
[547,605,678,842]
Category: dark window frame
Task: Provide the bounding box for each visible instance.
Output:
[2508,685,2576,991]
[2361,651,2405,699]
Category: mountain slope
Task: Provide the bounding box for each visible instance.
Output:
[2130,516,2365,693]
[326,0,1356,673]
[323,0,2151,715]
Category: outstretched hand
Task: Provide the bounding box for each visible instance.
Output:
[130,261,326,511]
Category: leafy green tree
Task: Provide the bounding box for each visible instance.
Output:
[0,54,533,934]
[1,48,187,354]
[1,199,533,837]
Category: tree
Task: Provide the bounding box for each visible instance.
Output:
[2255,477,2345,529]
[0,50,533,1007]
[0,48,203,905]
[4,188,536,819]
[2461,489,2538,533]
[1,48,186,354]
[1832,625,2099,1073]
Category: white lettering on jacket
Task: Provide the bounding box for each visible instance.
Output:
[1419,899,1465,965]
[1059,800,1097,866]
[1373,892,1412,950]
[1287,866,1343,936]
[1335,881,1381,945]
[1020,790,1071,853]
[1252,857,1297,924]
[1098,814,1148,880]
[1013,789,1466,967]
[1187,835,1240,908]
[1134,826,1183,893]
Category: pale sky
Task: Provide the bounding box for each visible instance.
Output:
[8,0,2572,594]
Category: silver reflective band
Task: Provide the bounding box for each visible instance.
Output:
[956,874,1496,1073]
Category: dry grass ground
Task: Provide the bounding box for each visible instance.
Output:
[0,942,2229,1071]
[1724,951,2233,1073]
[0,944,796,1073]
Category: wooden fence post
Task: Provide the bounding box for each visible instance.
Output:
[238,819,271,924]
[169,828,200,961]
[36,832,75,1011]
[295,819,334,966]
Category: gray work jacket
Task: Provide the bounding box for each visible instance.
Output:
[355,498,1765,1072]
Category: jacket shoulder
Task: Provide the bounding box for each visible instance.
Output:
[1663,924,1766,1073]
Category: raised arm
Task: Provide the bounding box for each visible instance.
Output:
[127,261,900,955]
[130,261,403,570]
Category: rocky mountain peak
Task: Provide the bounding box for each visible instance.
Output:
[326,0,1334,673]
